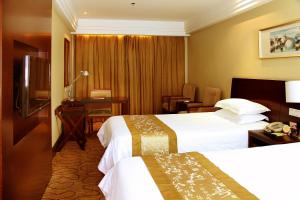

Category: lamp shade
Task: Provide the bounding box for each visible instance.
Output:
[285,81,300,103]
[80,70,89,76]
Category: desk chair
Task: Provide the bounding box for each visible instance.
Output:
[86,90,112,134]
[162,83,196,113]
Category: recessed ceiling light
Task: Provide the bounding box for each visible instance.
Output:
[131,2,136,6]
[83,11,88,15]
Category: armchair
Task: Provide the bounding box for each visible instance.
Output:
[187,87,221,113]
[161,83,196,113]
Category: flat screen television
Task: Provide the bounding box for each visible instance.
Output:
[14,54,50,118]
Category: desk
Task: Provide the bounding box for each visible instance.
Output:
[55,97,129,150]
[79,97,129,115]
[55,101,86,151]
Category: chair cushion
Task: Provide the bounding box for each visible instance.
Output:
[162,102,169,111]
[202,87,222,106]
[88,108,112,117]
[182,84,196,101]
[90,90,111,98]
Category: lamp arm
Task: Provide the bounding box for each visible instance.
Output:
[66,71,89,100]
[65,74,81,100]
[70,74,82,85]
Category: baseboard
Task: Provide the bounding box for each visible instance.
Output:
[52,132,65,156]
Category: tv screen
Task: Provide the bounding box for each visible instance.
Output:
[14,55,50,117]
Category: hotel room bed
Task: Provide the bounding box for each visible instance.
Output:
[97,112,268,174]
[100,142,300,200]
[97,78,290,174]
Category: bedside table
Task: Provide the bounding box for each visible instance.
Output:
[248,130,300,148]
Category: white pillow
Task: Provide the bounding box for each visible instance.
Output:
[215,98,270,115]
[216,109,269,124]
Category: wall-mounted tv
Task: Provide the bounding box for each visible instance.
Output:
[14,54,50,118]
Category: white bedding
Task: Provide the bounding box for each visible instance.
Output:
[100,142,300,200]
[97,112,268,174]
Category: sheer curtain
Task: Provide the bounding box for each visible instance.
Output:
[75,35,185,114]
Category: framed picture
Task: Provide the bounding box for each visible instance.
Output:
[64,38,71,86]
[259,20,300,58]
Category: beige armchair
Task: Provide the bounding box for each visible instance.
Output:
[86,90,112,134]
[162,83,196,113]
[187,87,222,113]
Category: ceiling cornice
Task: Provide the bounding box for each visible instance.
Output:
[185,0,273,33]
[54,0,78,31]
[74,19,188,36]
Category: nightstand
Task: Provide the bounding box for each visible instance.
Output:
[248,130,300,148]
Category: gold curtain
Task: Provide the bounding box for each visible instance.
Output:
[75,35,184,115]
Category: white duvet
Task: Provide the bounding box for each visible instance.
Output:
[97,112,268,174]
[100,142,300,200]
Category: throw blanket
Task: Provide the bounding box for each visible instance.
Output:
[123,115,177,156]
[142,152,258,200]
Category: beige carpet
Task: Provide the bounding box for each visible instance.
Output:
[42,134,105,200]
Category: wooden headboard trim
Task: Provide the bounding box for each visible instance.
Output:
[230,78,290,122]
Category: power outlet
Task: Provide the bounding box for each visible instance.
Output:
[289,108,300,118]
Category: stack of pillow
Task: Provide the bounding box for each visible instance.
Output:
[215,98,270,124]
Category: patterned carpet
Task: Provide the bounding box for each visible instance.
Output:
[42,134,105,200]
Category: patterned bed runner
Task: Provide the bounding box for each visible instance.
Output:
[142,152,258,200]
[123,115,177,156]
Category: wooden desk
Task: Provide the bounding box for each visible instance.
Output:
[55,101,86,151]
[55,97,129,150]
[79,97,129,115]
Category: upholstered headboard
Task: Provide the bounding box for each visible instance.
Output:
[231,78,289,122]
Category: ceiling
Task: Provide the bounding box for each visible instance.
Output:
[72,0,222,21]
[55,0,273,35]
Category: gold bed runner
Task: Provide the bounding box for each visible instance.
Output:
[123,115,177,156]
[142,152,258,200]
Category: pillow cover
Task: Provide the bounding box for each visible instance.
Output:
[215,109,269,124]
[215,98,270,115]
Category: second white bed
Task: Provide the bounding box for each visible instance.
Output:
[97,112,268,174]
[100,142,300,200]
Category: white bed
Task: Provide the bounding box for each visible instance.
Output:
[100,142,300,200]
[97,112,268,174]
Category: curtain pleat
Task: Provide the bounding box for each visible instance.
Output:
[75,35,184,115]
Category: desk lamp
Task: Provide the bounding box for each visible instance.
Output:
[66,70,89,101]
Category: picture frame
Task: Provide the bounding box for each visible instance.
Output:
[259,20,300,58]
[64,38,71,87]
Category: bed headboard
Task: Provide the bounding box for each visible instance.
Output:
[231,78,290,122]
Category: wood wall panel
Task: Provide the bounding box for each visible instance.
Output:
[2,0,52,199]
[0,0,3,198]
[231,78,300,123]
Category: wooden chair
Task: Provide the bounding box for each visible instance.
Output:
[55,100,86,151]
[161,83,197,113]
[187,87,222,113]
[86,90,112,134]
